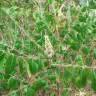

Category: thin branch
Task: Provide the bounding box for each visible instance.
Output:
[51,64,96,69]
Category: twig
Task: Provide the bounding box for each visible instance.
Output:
[51,64,96,69]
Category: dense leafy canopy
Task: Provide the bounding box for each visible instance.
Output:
[0,0,96,96]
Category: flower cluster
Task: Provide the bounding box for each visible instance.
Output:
[44,35,54,58]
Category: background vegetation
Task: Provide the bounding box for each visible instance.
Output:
[0,0,96,96]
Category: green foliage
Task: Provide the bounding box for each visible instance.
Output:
[8,77,20,90]
[5,54,16,79]
[25,87,36,96]
[31,79,46,90]
[75,69,88,88]
[91,70,96,91]
[0,0,96,95]
[0,50,5,61]
[28,59,39,74]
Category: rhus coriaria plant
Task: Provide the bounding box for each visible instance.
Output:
[0,0,96,96]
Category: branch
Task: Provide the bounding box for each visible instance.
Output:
[51,64,96,69]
